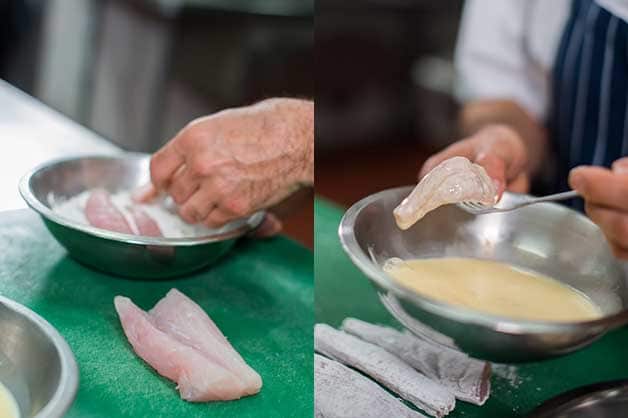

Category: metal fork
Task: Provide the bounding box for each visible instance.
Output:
[456,190,579,215]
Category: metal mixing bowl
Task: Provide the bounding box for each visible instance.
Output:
[19,153,264,279]
[0,295,78,418]
[339,186,628,362]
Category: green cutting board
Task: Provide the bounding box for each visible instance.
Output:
[315,198,628,417]
[0,210,313,418]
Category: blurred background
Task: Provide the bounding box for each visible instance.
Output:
[0,0,313,246]
[316,0,464,207]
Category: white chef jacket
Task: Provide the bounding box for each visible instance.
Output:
[455,0,628,122]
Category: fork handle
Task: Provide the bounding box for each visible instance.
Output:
[530,190,579,204]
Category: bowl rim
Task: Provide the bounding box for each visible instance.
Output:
[339,186,628,335]
[18,153,265,247]
[0,295,79,418]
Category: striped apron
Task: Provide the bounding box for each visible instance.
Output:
[551,0,628,209]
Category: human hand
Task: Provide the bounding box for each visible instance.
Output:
[143,98,313,230]
[569,157,628,259]
[419,124,530,199]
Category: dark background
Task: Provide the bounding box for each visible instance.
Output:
[316,0,464,206]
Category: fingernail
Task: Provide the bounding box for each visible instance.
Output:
[612,158,628,174]
[569,167,585,191]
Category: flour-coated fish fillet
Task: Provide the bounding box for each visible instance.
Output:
[341,318,490,405]
[314,324,455,417]
[126,206,163,237]
[315,354,427,418]
[394,156,496,229]
[149,289,262,395]
[85,189,133,234]
[114,292,261,401]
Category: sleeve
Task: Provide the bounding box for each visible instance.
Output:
[454,0,547,121]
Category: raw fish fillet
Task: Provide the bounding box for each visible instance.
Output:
[394,156,497,229]
[342,318,490,405]
[85,189,133,234]
[315,324,455,417]
[315,354,427,418]
[114,291,261,401]
[127,206,163,237]
[149,289,262,394]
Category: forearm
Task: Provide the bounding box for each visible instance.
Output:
[459,99,548,176]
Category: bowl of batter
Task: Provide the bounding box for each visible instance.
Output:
[339,186,628,362]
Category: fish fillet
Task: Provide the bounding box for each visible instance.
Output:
[127,206,163,237]
[314,324,455,417]
[315,354,427,418]
[394,156,496,229]
[341,318,490,405]
[114,291,261,401]
[85,189,133,234]
[149,289,262,394]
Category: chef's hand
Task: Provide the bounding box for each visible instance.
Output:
[569,158,628,259]
[141,98,313,234]
[419,124,530,199]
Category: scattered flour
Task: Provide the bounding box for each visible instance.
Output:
[491,364,523,388]
[50,190,215,238]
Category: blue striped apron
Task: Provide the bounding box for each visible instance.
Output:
[551,0,628,209]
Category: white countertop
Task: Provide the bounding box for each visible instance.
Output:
[0,79,120,211]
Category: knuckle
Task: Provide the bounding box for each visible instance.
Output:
[178,205,197,224]
[190,158,213,176]
[223,199,250,217]
[203,215,221,228]
[213,178,234,198]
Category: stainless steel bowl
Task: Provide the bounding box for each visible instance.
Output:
[339,186,628,362]
[0,295,78,418]
[528,380,628,417]
[19,153,264,279]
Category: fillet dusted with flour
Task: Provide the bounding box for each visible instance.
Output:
[126,206,163,237]
[85,189,134,234]
[342,318,491,405]
[114,290,262,401]
[394,156,497,229]
[84,189,163,236]
[315,324,455,417]
[315,354,427,418]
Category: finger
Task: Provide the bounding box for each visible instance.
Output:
[612,157,628,174]
[474,152,507,198]
[569,166,628,211]
[168,165,200,205]
[252,213,283,238]
[610,243,628,260]
[506,172,529,194]
[132,183,159,203]
[419,141,475,179]
[203,207,236,229]
[178,189,216,224]
[150,138,186,190]
[584,202,628,248]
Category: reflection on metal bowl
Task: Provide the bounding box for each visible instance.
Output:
[339,186,627,362]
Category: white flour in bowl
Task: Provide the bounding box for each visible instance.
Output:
[50,190,215,238]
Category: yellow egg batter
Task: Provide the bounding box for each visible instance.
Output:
[0,382,18,418]
[384,257,602,322]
